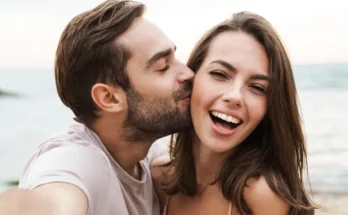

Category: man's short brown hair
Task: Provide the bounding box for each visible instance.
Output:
[55,0,145,126]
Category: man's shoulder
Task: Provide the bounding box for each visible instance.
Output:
[36,122,103,156]
[19,122,112,190]
[17,122,122,215]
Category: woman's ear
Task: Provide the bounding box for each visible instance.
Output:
[91,83,126,113]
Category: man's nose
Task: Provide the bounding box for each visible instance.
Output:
[177,64,195,83]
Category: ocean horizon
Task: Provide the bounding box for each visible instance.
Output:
[1,62,348,193]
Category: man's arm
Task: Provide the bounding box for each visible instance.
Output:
[2,144,111,215]
[0,183,88,215]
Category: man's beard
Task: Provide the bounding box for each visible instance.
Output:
[122,82,193,142]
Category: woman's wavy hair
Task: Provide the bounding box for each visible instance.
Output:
[164,11,316,215]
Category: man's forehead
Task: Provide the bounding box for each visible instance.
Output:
[117,17,174,58]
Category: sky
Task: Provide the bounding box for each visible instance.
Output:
[0,0,347,69]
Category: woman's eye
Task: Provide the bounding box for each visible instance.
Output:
[251,85,266,94]
[209,71,228,79]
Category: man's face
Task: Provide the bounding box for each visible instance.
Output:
[118,18,195,141]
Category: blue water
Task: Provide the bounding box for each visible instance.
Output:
[1,64,348,192]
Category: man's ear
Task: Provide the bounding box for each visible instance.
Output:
[91,83,126,113]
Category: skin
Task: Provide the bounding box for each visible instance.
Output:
[152,31,289,215]
[0,17,194,215]
[119,18,194,142]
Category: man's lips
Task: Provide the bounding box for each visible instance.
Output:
[177,93,191,101]
[180,97,191,102]
[177,95,191,107]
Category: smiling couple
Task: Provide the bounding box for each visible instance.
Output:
[0,1,316,215]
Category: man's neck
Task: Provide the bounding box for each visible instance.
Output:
[92,119,153,180]
[106,139,153,180]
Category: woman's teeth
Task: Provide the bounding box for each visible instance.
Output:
[211,111,241,124]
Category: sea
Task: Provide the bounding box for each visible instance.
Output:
[1,63,348,192]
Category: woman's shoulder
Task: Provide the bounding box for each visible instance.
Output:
[243,176,290,215]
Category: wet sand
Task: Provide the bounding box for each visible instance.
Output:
[313,192,348,215]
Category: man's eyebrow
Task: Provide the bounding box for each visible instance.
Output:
[210,60,237,72]
[145,46,176,69]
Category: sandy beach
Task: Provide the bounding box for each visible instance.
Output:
[313,192,348,215]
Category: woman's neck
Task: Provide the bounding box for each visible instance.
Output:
[192,134,230,186]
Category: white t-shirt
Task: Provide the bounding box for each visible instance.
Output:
[18,121,169,215]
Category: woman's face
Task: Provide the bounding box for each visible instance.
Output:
[191,31,269,154]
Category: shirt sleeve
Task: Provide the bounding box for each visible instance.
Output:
[19,143,111,215]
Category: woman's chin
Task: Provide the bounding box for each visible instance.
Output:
[201,140,238,155]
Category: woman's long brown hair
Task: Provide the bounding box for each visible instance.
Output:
[164,12,316,215]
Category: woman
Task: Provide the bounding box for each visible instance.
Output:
[152,11,316,215]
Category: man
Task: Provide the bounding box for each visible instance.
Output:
[0,0,194,214]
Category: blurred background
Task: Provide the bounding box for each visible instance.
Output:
[1,0,347,214]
